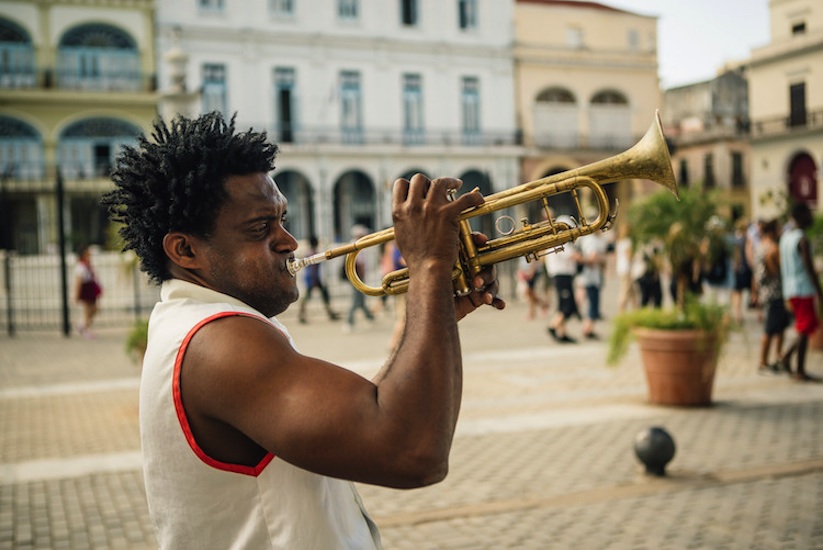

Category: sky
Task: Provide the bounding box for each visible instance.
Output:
[601,0,772,89]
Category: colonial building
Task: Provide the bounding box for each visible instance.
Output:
[748,0,822,219]
[0,0,157,254]
[662,68,751,221]
[156,0,520,250]
[513,0,664,222]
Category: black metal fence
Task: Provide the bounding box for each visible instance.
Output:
[0,249,159,336]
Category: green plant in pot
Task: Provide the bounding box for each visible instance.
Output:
[126,318,149,365]
[607,187,731,406]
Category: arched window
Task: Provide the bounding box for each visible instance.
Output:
[534,87,578,148]
[458,169,495,238]
[0,18,35,88]
[536,88,575,104]
[589,89,631,149]
[57,24,140,91]
[0,116,44,180]
[591,90,628,105]
[275,170,315,241]
[58,118,141,180]
[334,171,375,242]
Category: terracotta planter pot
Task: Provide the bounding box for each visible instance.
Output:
[634,328,719,406]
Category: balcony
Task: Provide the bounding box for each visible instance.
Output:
[268,125,521,148]
[0,68,157,93]
[1,162,114,193]
[751,108,823,140]
[525,131,637,152]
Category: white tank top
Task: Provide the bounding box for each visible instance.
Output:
[779,227,815,298]
[140,279,382,549]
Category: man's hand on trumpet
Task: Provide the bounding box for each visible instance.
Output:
[392,173,506,321]
[455,232,507,320]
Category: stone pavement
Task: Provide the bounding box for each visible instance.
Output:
[1,284,823,549]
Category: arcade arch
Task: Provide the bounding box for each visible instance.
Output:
[333,170,376,241]
[275,170,314,241]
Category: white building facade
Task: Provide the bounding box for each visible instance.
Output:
[748,0,823,219]
[156,0,520,250]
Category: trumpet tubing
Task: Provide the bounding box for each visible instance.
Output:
[287,110,679,297]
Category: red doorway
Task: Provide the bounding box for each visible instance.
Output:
[788,153,818,207]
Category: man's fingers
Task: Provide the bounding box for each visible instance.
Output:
[430,176,463,193]
[392,178,410,210]
[407,173,432,200]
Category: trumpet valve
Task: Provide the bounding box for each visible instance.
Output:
[602,199,620,231]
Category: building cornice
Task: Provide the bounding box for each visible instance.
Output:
[22,0,154,9]
[158,24,512,61]
[0,88,158,107]
[749,31,823,69]
[516,0,656,19]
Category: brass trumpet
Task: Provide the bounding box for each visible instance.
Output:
[287,110,679,297]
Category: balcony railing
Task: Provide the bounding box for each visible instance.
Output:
[526,132,637,152]
[751,108,823,139]
[267,125,521,148]
[266,124,637,151]
[0,68,157,93]
[0,162,113,191]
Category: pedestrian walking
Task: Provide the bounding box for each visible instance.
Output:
[298,236,340,323]
[778,202,823,381]
[615,225,638,313]
[754,219,790,373]
[545,217,581,344]
[74,244,102,338]
[344,224,375,333]
[516,256,548,320]
[577,231,608,339]
[731,219,753,325]
[636,240,664,308]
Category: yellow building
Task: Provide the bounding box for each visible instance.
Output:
[0,0,156,254]
[513,0,663,221]
[748,0,823,219]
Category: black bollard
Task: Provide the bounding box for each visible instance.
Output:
[634,426,676,476]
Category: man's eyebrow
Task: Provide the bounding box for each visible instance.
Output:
[243,214,276,224]
[242,210,287,224]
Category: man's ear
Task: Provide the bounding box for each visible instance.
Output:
[163,232,205,271]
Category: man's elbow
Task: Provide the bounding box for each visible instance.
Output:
[387,449,450,489]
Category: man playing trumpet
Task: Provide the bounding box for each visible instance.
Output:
[103,112,505,549]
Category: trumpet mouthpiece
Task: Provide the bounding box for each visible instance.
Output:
[287,253,328,277]
[286,258,300,277]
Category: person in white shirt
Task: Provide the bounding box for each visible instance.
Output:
[577,231,609,339]
[615,225,638,313]
[544,216,582,344]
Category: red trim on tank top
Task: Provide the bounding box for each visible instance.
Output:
[173,311,277,476]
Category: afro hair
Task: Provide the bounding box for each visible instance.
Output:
[102,112,278,283]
